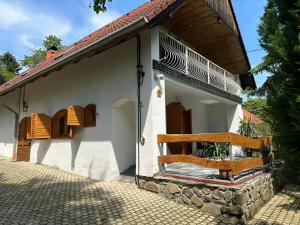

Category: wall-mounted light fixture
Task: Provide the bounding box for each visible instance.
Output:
[22,86,28,112]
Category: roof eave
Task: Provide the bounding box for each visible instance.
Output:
[228,0,256,90]
[0,17,149,97]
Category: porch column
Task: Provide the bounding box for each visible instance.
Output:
[151,27,167,175]
[226,104,244,158]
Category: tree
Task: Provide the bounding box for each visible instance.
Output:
[0,52,20,73]
[252,0,300,183]
[22,35,64,68]
[0,52,19,82]
[90,0,112,14]
[242,98,268,120]
[43,35,64,50]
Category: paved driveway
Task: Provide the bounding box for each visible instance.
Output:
[0,157,226,225]
[0,157,299,225]
[249,186,300,225]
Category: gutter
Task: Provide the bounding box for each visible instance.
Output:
[0,17,149,96]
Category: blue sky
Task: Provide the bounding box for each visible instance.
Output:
[0,0,267,87]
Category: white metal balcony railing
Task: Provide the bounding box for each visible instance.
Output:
[159,32,241,96]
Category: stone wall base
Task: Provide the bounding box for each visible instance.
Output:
[138,168,282,224]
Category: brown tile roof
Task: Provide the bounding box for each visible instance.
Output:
[242,109,263,124]
[0,0,177,95]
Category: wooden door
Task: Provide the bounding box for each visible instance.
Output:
[17,118,31,161]
[166,103,192,154]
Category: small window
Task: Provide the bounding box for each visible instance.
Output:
[52,110,74,138]
[84,104,96,127]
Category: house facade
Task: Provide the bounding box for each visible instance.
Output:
[0,0,255,181]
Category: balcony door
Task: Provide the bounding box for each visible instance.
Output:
[166,102,192,155]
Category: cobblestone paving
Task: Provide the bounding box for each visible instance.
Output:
[1,157,299,225]
[249,186,300,225]
[0,157,227,225]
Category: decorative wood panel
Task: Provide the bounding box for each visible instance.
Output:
[67,105,84,126]
[84,104,96,127]
[157,133,271,150]
[162,0,251,80]
[16,140,31,162]
[158,154,265,176]
[18,118,27,140]
[17,117,31,161]
[31,113,51,139]
[26,117,32,139]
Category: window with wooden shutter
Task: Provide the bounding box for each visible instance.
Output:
[31,113,51,139]
[52,110,75,139]
[84,104,96,127]
[67,105,84,126]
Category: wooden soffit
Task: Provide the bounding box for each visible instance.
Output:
[161,0,255,88]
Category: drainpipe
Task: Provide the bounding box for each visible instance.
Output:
[0,101,19,160]
[136,34,145,187]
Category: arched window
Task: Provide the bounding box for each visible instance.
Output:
[84,104,96,127]
[52,110,74,138]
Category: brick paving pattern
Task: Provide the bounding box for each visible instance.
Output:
[0,157,227,225]
[249,186,300,225]
[0,157,299,225]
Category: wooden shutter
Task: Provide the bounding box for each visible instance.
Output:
[31,113,51,139]
[84,104,96,127]
[67,106,84,126]
[26,117,32,139]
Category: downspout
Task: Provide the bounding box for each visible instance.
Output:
[136,34,145,187]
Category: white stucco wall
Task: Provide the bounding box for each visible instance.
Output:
[0,91,19,158]
[0,29,160,180]
[0,25,245,179]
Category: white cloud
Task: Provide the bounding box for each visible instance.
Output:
[20,35,38,51]
[0,2,29,28]
[90,10,121,30]
[0,1,72,48]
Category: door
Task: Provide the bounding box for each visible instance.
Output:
[166,102,192,154]
[16,118,31,161]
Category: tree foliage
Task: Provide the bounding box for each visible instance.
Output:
[0,52,19,83]
[90,0,112,14]
[22,35,64,68]
[242,98,267,120]
[0,52,20,73]
[252,0,300,183]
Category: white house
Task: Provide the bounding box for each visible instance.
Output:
[0,0,256,181]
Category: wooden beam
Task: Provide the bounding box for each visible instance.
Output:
[157,133,271,150]
[158,154,265,176]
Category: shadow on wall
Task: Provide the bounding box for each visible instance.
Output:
[71,127,84,171]
[111,99,136,175]
[33,97,141,179]
[36,140,51,163]
[0,172,124,224]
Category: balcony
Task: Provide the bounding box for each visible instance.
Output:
[159,31,242,96]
